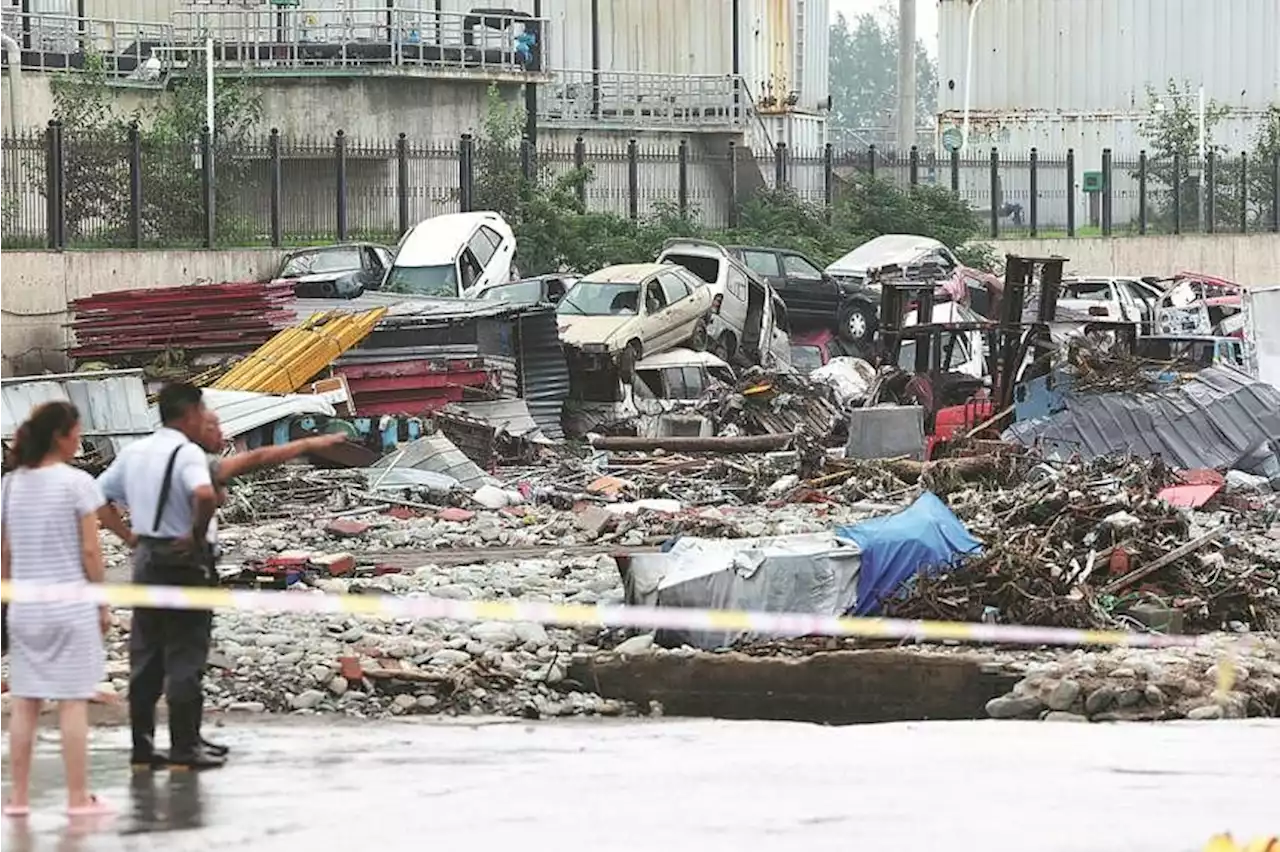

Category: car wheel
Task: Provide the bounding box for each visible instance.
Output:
[838,301,877,345]
[319,280,338,298]
[619,340,643,382]
[688,321,709,352]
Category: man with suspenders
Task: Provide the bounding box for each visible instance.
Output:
[98,398,345,768]
[97,383,223,771]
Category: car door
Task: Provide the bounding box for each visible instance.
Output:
[465,227,500,292]
[655,270,696,347]
[1110,281,1143,325]
[359,246,386,289]
[479,224,515,284]
[640,274,674,351]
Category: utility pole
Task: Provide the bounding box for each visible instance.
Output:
[896,0,917,154]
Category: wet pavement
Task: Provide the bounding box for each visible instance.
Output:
[3,717,1278,851]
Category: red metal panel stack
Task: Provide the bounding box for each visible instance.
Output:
[69,282,297,362]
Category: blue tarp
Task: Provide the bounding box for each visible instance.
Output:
[836,492,981,616]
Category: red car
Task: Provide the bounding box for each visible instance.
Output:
[790,328,860,374]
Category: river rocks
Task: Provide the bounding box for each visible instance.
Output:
[614,634,656,656]
[289,690,326,711]
[1046,679,1082,711]
[1187,704,1224,720]
[985,695,1044,719]
[1043,711,1088,722]
[1085,687,1118,715]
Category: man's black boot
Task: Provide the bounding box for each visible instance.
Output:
[196,700,229,757]
[129,701,167,770]
[167,702,225,771]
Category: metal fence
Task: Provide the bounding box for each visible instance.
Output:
[0,4,546,81]
[5,126,1280,250]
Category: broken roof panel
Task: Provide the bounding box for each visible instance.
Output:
[371,433,498,491]
[1,369,152,458]
[196,389,337,441]
[1002,367,1280,471]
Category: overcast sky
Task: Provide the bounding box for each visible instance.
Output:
[829,0,940,56]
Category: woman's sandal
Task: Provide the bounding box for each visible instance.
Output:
[3,802,31,818]
[66,795,113,817]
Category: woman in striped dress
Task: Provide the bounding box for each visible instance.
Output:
[2,401,112,817]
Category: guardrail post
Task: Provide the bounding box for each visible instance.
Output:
[949,147,960,193]
[269,128,282,248]
[773,141,786,189]
[458,134,474,213]
[396,133,409,237]
[1101,147,1112,236]
[1028,147,1038,236]
[128,121,142,248]
[201,125,215,249]
[727,140,740,228]
[1137,150,1147,235]
[823,142,834,220]
[627,138,639,221]
[1065,148,1076,237]
[1205,150,1216,234]
[335,130,348,241]
[1238,152,1248,233]
[988,147,999,239]
[1272,150,1280,233]
[520,136,534,183]
[867,144,876,180]
[1172,152,1183,235]
[44,122,60,249]
[573,136,586,208]
[677,139,689,218]
[908,145,919,187]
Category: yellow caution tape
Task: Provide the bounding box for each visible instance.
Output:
[0,580,1233,651]
[1204,835,1280,852]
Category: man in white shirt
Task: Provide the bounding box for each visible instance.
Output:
[97,383,223,771]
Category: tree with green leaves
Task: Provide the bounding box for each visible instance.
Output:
[1135,80,1235,231]
[471,85,987,277]
[48,57,261,244]
[1247,105,1280,230]
[828,9,937,150]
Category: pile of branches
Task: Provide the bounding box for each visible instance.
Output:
[886,456,1280,632]
[698,368,841,443]
[1068,343,1186,395]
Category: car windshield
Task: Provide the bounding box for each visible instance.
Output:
[480,280,544,305]
[556,281,640,316]
[790,345,824,373]
[383,264,458,298]
[279,247,362,278]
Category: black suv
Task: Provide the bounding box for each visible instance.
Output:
[724,245,879,345]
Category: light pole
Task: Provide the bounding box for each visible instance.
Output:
[960,0,986,151]
[149,37,215,133]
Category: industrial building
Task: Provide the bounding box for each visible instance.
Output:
[936,0,1279,229]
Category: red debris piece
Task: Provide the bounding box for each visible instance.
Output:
[326,519,370,538]
[68,281,296,361]
[437,507,476,523]
[371,564,403,576]
[312,552,356,577]
[385,506,420,520]
[338,656,364,682]
[1158,470,1225,509]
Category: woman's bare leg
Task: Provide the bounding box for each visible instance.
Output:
[58,700,91,809]
[6,697,42,808]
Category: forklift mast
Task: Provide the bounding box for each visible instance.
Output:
[991,254,1067,412]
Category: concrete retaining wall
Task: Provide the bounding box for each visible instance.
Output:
[991,233,1280,282]
[1,248,282,375]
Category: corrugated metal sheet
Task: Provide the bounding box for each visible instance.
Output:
[938,0,1280,113]
[372,432,497,491]
[449,398,552,441]
[593,0,732,76]
[514,309,569,440]
[198,389,337,441]
[1,369,151,459]
[82,0,175,21]
[1002,367,1280,471]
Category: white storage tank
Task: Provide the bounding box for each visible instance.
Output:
[937,0,1280,114]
